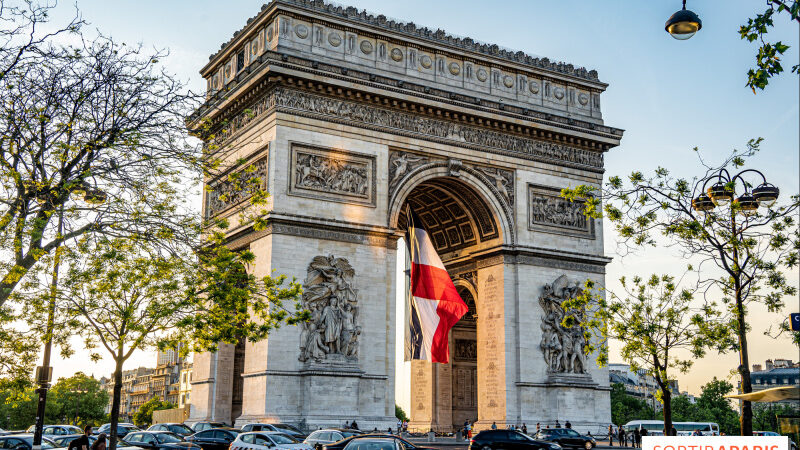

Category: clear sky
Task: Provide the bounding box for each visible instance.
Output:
[42,0,799,401]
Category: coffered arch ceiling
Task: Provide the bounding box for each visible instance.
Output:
[399,177,500,256]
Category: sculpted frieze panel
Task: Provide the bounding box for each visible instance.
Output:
[539,275,588,375]
[473,165,514,207]
[299,255,361,364]
[205,154,268,218]
[289,143,376,206]
[528,184,593,237]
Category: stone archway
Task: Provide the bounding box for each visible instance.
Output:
[393,173,507,432]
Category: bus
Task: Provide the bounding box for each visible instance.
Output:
[621,421,719,436]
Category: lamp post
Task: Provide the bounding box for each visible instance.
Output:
[691,168,780,436]
[665,0,702,40]
[32,185,108,449]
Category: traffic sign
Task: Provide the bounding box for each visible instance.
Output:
[791,313,800,332]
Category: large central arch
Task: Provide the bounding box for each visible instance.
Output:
[392,170,509,432]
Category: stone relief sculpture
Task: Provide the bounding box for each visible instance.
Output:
[294,150,369,196]
[539,275,588,375]
[298,255,361,363]
[529,186,589,233]
[477,166,514,206]
[206,157,268,218]
[389,151,427,190]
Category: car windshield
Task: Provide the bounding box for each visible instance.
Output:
[274,425,301,433]
[171,425,193,434]
[345,439,395,450]
[270,434,298,444]
[19,437,56,449]
[156,433,184,443]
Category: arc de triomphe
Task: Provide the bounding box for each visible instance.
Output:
[188,0,623,432]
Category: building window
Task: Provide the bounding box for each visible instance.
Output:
[237,51,245,72]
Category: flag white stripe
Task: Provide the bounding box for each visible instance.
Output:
[409,227,446,271]
[411,296,441,361]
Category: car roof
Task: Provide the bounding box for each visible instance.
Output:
[205,427,240,432]
[316,429,360,432]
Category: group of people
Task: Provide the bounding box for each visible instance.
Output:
[461,419,581,440]
[607,425,649,448]
[65,425,106,450]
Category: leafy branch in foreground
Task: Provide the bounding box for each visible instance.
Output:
[740,0,800,92]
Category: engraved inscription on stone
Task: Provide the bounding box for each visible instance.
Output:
[539,274,588,374]
[290,143,376,206]
[528,184,592,236]
[299,255,361,364]
[206,155,268,218]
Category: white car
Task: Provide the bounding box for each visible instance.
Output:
[232,432,313,450]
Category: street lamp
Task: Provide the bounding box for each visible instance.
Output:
[692,169,779,215]
[665,0,702,40]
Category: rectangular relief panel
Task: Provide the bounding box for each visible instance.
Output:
[206,150,269,219]
[527,183,595,239]
[289,143,376,207]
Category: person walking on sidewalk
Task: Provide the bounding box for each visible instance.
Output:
[68,426,92,450]
[618,427,626,447]
[608,425,614,446]
[633,429,641,448]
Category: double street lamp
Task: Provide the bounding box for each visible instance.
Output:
[691,169,780,214]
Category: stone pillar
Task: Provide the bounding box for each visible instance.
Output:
[475,263,507,431]
[188,344,235,424]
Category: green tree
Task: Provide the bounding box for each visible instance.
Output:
[610,383,656,426]
[753,404,800,433]
[693,378,740,436]
[132,398,175,428]
[586,274,732,435]
[49,372,109,427]
[562,140,799,435]
[740,1,800,92]
[395,405,409,423]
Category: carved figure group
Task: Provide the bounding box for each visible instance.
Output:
[530,195,587,231]
[539,275,588,374]
[295,153,368,196]
[389,152,426,188]
[299,255,361,363]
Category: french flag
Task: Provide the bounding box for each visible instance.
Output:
[404,208,468,363]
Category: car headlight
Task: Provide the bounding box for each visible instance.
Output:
[550,445,562,450]
[591,439,596,444]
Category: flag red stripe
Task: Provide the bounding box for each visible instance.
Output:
[410,262,462,302]
[432,299,467,363]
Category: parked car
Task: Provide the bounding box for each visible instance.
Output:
[24,425,83,437]
[0,434,59,450]
[322,434,433,450]
[125,431,202,450]
[232,431,312,450]
[470,430,561,450]
[304,429,363,450]
[190,423,228,433]
[51,434,142,450]
[533,428,594,450]
[148,425,195,437]
[342,438,404,450]
[240,425,306,441]
[97,423,141,438]
[185,428,240,450]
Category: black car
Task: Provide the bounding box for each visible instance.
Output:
[0,434,59,450]
[190,423,228,433]
[97,423,142,438]
[125,431,202,450]
[148,424,195,437]
[185,428,241,450]
[304,429,363,450]
[533,429,595,450]
[322,434,433,450]
[470,430,561,450]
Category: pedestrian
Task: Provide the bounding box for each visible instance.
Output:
[466,421,472,439]
[351,420,359,430]
[608,425,614,446]
[565,420,572,429]
[388,428,393,434]
[640,428,648,441]
[633,429,640,448]
[537,423,541,433]
[555,420,561,428]
[68,425,92,450]
[491,421,497,430]
[91,434,106,450]
[522,424,528,435]
[618,427,626,448]
[670,426,677,436]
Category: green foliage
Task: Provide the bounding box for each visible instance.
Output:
[739,1,800,93]
[671,379,740,436]
[395,404,409,422]
[610,383,656,426]
[132,398,176,427]
[753,404,800,433]
[0,373,107,430]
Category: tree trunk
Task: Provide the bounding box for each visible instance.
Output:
[661,388,672,436]
[110,356,124,450]
[737,290,753,436]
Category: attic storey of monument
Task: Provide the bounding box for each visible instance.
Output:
[188,0,622,433]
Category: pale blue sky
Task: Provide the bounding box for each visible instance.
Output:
[45,1,799,396]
